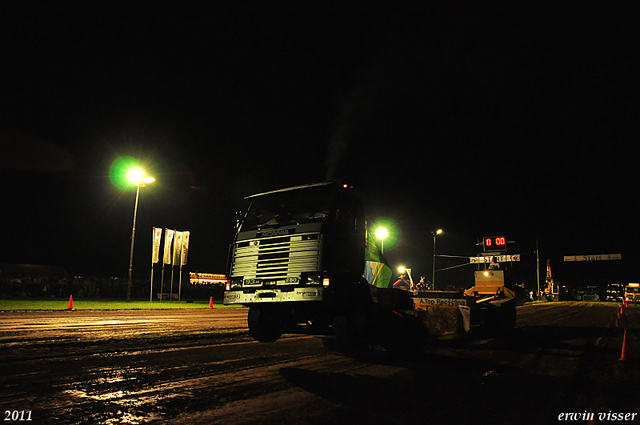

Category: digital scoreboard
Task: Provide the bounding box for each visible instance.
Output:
[483,236,507,252]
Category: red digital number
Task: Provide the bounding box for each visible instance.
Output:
[484,236,506,251]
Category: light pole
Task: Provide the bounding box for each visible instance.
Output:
[431,229,443,290]
[535,239,540,302]
[126,167,155,302]
[376,227,389,254]
[398,265,414,290]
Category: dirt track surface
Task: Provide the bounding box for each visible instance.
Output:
[1,302,638,424]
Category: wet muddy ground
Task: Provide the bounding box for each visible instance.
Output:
[1,302,638,424]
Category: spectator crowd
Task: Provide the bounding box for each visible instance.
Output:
[0,272,149,299]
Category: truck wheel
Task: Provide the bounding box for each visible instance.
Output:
[248,306,282,343]
[484,304,516,336]
[333,306,369,352]
[502,305,517,332]
[382,314,426,359]
[320,336,337,351]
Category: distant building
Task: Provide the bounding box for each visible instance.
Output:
[189,272,227,285]
[0,263,68,278]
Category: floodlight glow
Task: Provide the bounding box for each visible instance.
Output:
[110,156,140,190]
[126,167,146,185]
[398,266,406,274]
[436,229,443,235]
[371,219,399,251]
[376,227,389,240]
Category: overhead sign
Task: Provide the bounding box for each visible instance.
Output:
[470,254,520,263]
[564,254,622,261]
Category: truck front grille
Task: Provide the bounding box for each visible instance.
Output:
[231,233,321,282]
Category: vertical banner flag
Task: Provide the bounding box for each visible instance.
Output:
[163,229,175,265]
[173,231,183,266]
[181,231,190,266]
[152,227,162,264]
[363,230,393,289]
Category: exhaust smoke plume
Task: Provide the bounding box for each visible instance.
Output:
[324,48,413,182]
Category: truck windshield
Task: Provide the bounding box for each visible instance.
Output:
[242,184,336,231]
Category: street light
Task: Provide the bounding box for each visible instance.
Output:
[376,227,389,254]
[398,265,414,289]
[432,229,443,290]
[126,167,155,302]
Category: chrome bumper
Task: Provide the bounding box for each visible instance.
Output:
[223,287,324,305]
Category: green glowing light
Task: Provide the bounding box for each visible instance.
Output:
[375,227,389,240]
[371,219,399,250]
[109,156,141,190]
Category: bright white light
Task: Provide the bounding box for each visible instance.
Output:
[126,167,155,186]
[398,266,406,274]
[126,167,146,185]
[376,227,389,240]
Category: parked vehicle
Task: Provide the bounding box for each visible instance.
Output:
[625,283,640,304]
[605,283,624,302]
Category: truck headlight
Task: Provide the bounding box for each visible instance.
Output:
[230,277,243,289]
[302,273,322,285]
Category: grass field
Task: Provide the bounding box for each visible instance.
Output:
[0,298,239,311]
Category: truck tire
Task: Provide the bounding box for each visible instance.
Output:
[382,313,426,359]
[248,305,282,343]
[501,304,517,332]
[319,336,337,351]
[333,305,369,352]
[482,304,516,336]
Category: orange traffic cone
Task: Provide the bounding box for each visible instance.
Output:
[619,329,635,361]
[208,296,213,308]
[620,303,626,315]
[67,294,74,311]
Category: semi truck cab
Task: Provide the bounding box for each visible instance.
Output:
[223,182,370,343]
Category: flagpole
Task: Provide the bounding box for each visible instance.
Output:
[150,261,154,303]
[170,264,174,302]
[178,264,183,301]
[160,265,165,302]
[161,228,175,302]
[179,231,190,303]
[150,227,159,303]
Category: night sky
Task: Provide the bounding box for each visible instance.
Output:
[2,3,638,291]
